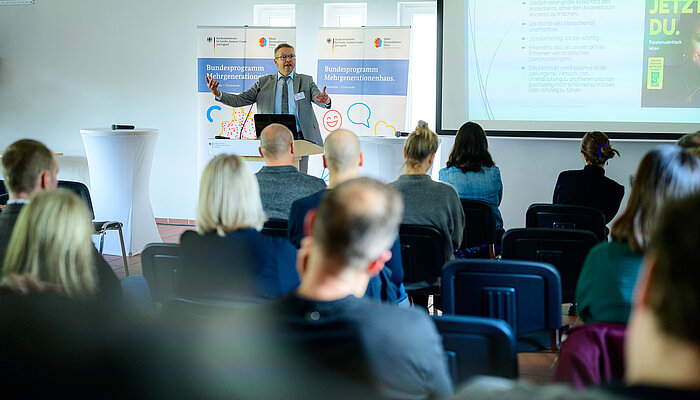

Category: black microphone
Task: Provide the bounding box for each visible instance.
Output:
[239,88,261,139]
[111,124,135,130]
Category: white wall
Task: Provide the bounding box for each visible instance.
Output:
[438,137,674,229]
[0,0,424,219]
[0,1,678,221]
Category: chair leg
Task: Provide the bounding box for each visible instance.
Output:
[550,328,561,350]
[99,232,105,254]
[117,226,129,276]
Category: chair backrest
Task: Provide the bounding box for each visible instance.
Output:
[261,218,288,239]
[526,203,606,242]
[501,228,599,303]
[442,259,562,338]
[141,243,180,309]
[398,224,450,284]
[57,180,95,219]
[460,199,496,249]
[0,180,7,205]
[432,314,518,385]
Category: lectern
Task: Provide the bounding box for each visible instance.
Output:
[207,138,323,169]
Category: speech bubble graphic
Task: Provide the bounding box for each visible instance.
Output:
[206,105,222,123]
[347,103,371,128]
[322,110,342,132]
[374,121,397,137]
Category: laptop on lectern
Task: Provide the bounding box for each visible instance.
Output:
[254,114,303,140]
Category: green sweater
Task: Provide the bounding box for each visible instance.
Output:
[576,241,644,324]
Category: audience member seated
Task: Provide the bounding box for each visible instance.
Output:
[439,121,503,230]
[453,191,700,399]
[0,139,120,299]
[2,189,121,301]
[178,154,298,302]
[264,178,453,399]
[288,129,407,304]
[677,131,700,149]
[391,121,465,256]
[0,139,59,267]
[553,131,624,225]
[576,146,700,324]
[255,123,326,220]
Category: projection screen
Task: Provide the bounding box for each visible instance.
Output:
[438,0,700,137]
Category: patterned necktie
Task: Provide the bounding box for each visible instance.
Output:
[281,76,289,114]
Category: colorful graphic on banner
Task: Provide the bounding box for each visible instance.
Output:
[316,27,410,137]
[197,26,296,171]
[641,0,700,108]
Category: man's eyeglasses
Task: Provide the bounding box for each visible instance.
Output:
[276,54,296,60]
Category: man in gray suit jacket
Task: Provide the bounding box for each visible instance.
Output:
[205,43,331,172]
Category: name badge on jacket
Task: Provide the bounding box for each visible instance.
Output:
[294,92,305,101]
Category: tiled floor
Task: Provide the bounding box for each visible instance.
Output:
[104,222,580,384]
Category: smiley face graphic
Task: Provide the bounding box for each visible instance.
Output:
[322,110,342,132]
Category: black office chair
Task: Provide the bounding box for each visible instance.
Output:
[501,228,599,305]
[398,224,450,297]
[442,259,562,352]
[261,218,288,239]
[141,243,180,310]
[459,199,497,258]
[58,180,129,274]
[0,180,8,205]
[526,203,606,242]
[432,314,518,385]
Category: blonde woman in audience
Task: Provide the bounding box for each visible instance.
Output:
[391,121,465,256]
[576,146,700,324]
[178,154,298,301]
[2,189,120,300]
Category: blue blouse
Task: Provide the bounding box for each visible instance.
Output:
[439,165,504,229]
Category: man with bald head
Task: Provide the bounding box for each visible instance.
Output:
[268,178,452,399]
[255,123,326,220]
[288,129,408,304]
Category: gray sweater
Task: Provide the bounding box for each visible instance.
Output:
[256,165,326,220]
[391,174,465,255]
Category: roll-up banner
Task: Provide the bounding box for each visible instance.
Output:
[196,26,296,171]
[316,27,411,137]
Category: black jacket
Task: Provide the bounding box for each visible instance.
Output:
[553,165,625,224]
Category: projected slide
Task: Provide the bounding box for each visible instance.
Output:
[440,0,700,134]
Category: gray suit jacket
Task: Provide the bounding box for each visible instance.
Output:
[217,73,328,146]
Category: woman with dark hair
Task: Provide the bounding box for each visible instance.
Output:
[439,121,503,230]
[553,131,624,225]
[576,146,700,324]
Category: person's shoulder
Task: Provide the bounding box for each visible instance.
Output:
[558,169,581,180]
[292,190,324,211]
[601,174,624,192]
[487,164,501,174]
[588,241,640,261]
[298,172,326,186]
[355,298,435,331]
[433,179,461,196]
[295,72,313,81]
[257,230,296,251]
[179,229,200,243]
[454,376,614,400]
